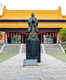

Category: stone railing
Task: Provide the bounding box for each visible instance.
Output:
[61,41,66,50]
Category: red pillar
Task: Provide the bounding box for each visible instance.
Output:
[55,33,56,37]
[11,32,12,40]
[47,32,49,37]
[53,33,54,38]
[5,32,7,43]
[19,32,20,40]
[16,32,17,41]
[47,32,49,44]
[14,32,15,39]
[8,32,9,38]
[1,32,6,42]
[4,32,6,43]
[50,32,51,37]
[43,32,45,43]
[55,32,57,43]
[41,32,43,44]
[26,32,28,37]
[22,32,24,43]
[19,32,20,35]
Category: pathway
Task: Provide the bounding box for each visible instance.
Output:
[0,44,66,80]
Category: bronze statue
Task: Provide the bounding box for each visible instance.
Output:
[26,13,40,63]
[28,13,39,40]
[28,13,38,32]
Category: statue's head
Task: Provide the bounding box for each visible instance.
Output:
[31,13,35,17]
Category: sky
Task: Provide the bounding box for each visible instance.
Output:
[0,0,66,15]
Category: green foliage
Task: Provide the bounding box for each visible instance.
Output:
[0,53,17,63]
[49,53,66,62]
[0,32,2,39]
[59,28,66,34]
[59,28,66,42]
[65,50,66,54]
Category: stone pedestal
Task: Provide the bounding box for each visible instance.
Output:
[26,39,40,62]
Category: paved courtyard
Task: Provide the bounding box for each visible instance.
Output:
[0,44,66,80]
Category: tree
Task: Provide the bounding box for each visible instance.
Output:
[59,28,66,42]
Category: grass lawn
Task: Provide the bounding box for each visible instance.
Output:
[49,52,66,62]
[0,53,17,63]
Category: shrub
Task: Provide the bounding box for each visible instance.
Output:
[59,28,66,42]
